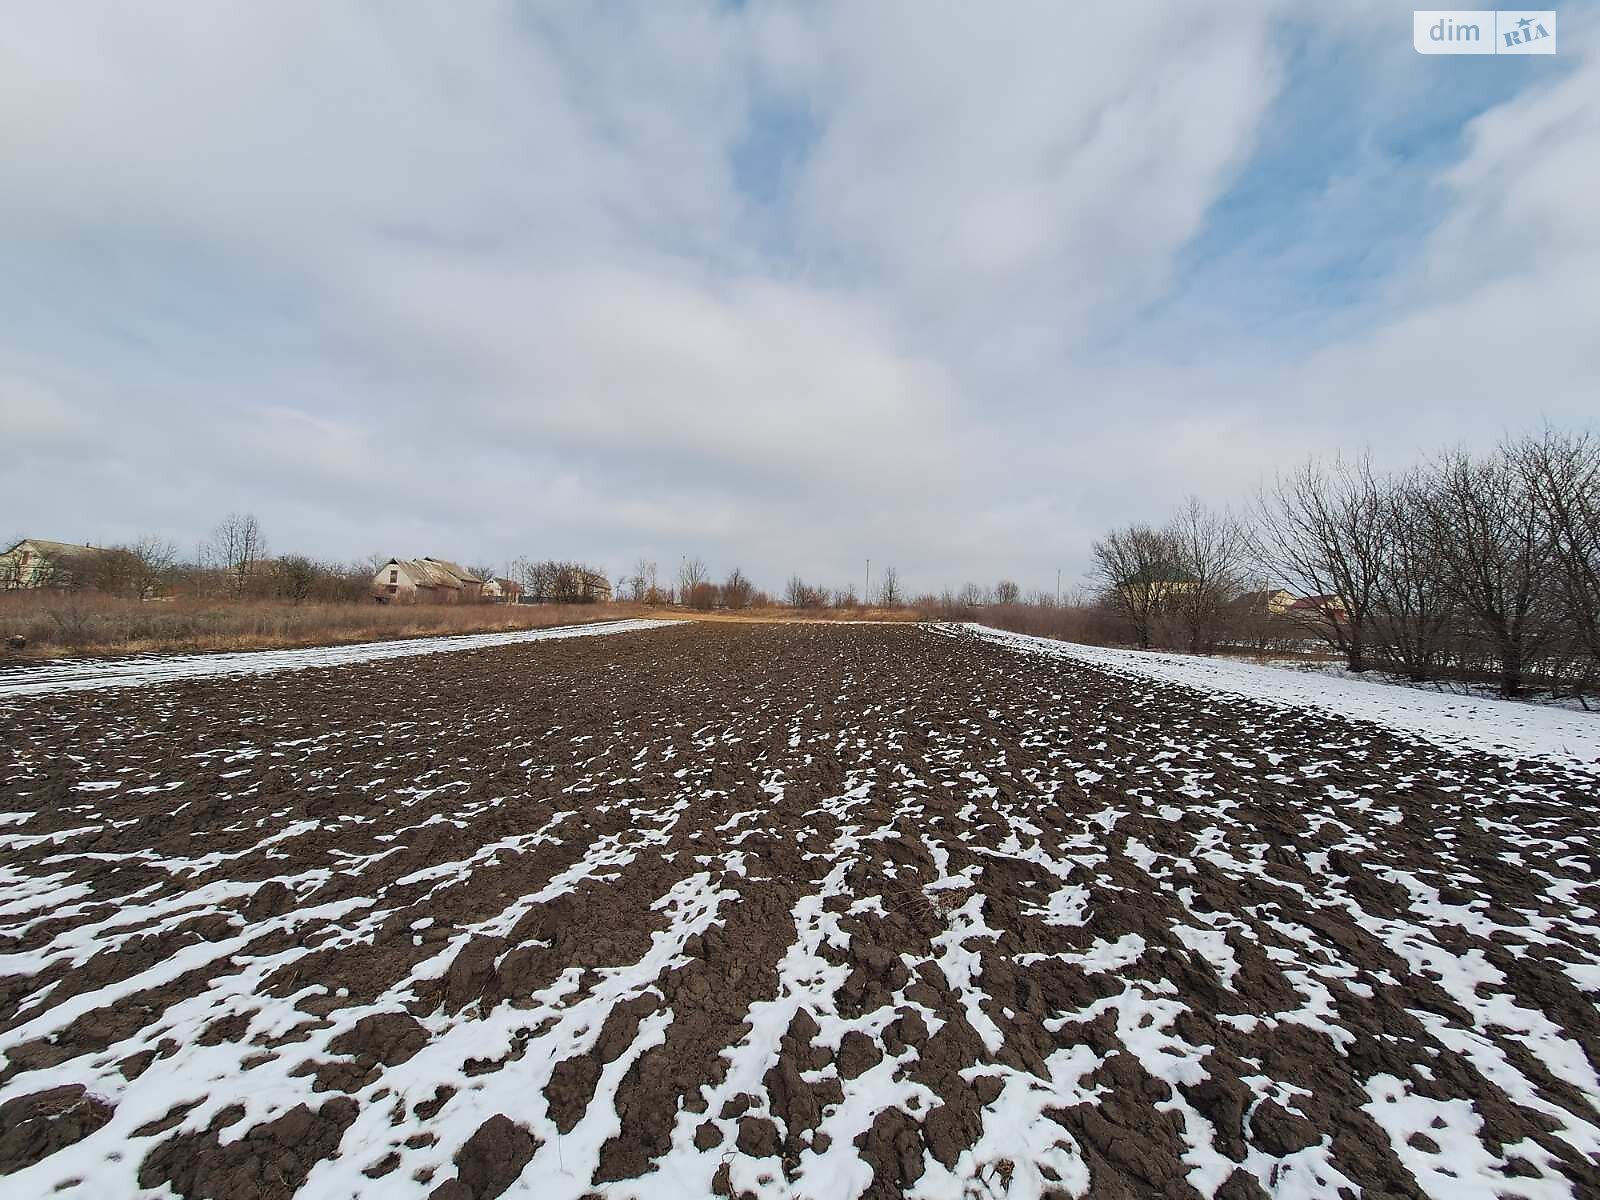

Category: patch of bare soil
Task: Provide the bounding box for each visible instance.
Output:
[1,623,1597,1197]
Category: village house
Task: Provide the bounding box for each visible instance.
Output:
[423,559,484,602]
[1287,593,1349,624]
[1233,588,1297,616]
[1114,564,1199,606]
[0,538,103,590]
[371,558,485,604]
[480,577,523,604]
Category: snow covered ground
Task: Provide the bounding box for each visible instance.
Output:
[0,619,679,698]
[3,622,1598,1198]
[966,624,1600,774]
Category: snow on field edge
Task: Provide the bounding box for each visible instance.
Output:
[0,619,679,698]
[964,623,1600,774]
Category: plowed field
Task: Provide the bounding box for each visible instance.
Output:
[2,622,1598,1199]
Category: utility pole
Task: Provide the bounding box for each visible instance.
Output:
[1056,568,1061,607]
[865,559,871,606]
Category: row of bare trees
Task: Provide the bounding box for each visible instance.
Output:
[506,559,610,604]
[1086,429,1599,698]
[1091,496,1251,655]
[191,515,377,603]
[4,515,386,606]
[610,557,908,611]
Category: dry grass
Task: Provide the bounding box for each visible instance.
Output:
[0,592,931,662]
[0,593,671,659]
[676,605,923,624]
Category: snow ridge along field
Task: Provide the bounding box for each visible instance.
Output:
[966,623,1600,773]
[1,622,1598,1198]
[0,619,678,698]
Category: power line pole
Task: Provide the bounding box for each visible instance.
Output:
[865,559,871,606]
[1056,568,1061,607]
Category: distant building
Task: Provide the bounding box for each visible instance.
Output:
[1287,594,1349,624]
[481,577,523,604]
[1114,564,1198,605]
[372,558,485,604]
[0,539,103,590]
[579,570,612,603]
[421,559,484,603]
[1233,588,1296,616]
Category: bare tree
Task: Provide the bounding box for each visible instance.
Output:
[1167,497,1247,653]
[1514,428,1600,666]
[276,555,319,604]
[86,535,177,600]
[202,513,268,598]
[1092,523,1183,650]
[1254,455,1387,672]
[877,566,902,608]
[622,558,661,603]
[785,576,826,608]
[994,579,1021,606]
[552,562,581,604]
[679,557,708,606]
[722,567,754,610]
[1369,469,1454,681]
[576,564,609,603]
[1427,446,1555,697]
[131,535,176,600]
[514,558,556,603]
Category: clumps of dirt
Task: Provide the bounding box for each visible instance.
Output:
[854,1107,927,1197]
[136,1097,357,1199]
[758,1017,844,1164]
[427,1114,538,1200]
[328,1011,428,1067]
[7,621,1600,1197]
[837,1031,883,1083]
[0,1085,113,1174]
[545,993,659,1133]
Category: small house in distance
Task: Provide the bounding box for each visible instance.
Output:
[421,559,484,603]
[579,569,612,603]
[1233,588,1296,616]
[481,577,523,604]
[371,558,485,604]
[1288,594,1349,625]
[0,538,103,590]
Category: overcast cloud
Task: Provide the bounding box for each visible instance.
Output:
[3,2,1596,595]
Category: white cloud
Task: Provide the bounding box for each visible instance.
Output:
[790,3,1281,348]
[0,2,1593,593]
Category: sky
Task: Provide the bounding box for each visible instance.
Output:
[3,2,1597,598]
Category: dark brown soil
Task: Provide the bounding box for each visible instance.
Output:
[1,622,1597,1197]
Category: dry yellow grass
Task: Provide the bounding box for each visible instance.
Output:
[0,593,931,661]
[0,594,673,659]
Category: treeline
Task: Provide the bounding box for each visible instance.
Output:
[611,558,911,611]
[1083,428,1599,699]
[1,515,379,605]
[508,559,611,604]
